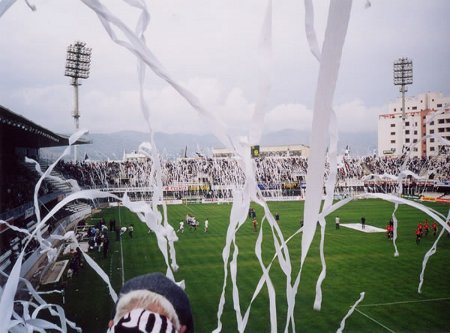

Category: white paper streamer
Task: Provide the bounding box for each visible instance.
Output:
[1,1,447,332]
[299,0,353,320]
[0,0,17,17]
[302,0,352,268]
[80,0,235,151]
[418,209,450,293]
[336,292,365,333]
[304,0,321,61]
[390,204,400,257]
[249,0,272,145]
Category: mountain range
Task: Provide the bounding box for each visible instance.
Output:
[41,129,377,160]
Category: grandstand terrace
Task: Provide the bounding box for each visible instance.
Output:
[0,105,91,282]
[54,152,450,203]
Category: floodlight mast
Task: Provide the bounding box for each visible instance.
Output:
[65,41,91,161]
[393,57,413,154]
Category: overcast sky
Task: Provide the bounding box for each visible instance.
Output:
[0,0,448,138]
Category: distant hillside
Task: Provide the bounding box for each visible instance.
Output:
[41,129,377,160]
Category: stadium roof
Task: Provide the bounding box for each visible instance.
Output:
[0,105,90,148]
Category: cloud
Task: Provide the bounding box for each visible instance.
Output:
[265,103,313,132]
[335,100,385,133]
[0,1,447,140]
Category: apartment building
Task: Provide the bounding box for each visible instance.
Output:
[378,92,450,158]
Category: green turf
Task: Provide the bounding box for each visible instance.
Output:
[42,199,450,332]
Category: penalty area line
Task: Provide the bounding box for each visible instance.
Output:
[358,297,450,307]
[355,308,396,333]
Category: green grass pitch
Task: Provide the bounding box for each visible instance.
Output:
[43,199,450,332]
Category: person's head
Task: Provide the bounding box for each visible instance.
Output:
[108,273,194,333]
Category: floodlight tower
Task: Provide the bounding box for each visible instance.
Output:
[393,57,413,153]
[65,41,91,160]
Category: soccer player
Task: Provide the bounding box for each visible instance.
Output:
[128,224,134,238]
[431,221,438,237]
[423,220,429,236]
[252,218,258,232]
[275,213,280,223]
[204,218,209,232]
[335,216,340,229]
[178,220,185,233]
[415,228,421,245]
[361,216,366,230]
[417,222,423,236]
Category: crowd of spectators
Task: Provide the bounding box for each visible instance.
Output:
[2,153,448,215]
[54,154,450,192]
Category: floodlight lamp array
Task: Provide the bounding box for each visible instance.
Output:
[393,57,413,86]
[65,41,92,79]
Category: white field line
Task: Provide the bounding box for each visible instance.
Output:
[358,297,450,307]
[118,205,125,286]
[355,308,396,333]
[354,297,450,332]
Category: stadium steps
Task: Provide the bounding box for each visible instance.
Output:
[22,160,75,194]
[65,201,91,213]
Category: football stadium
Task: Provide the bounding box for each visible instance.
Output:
[1,1,449,333]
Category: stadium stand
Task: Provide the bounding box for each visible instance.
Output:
[0,105,90,282]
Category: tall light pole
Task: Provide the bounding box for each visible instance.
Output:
[65,41,91,161]
[393,57,413,154]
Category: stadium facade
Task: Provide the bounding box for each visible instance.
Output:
[378,92,450,158]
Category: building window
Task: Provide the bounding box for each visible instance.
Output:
[413,147,418,152]
[393,108,396,111]
[412,106,417,110]
[430,129,434,134]
[430,138,435,142]
[405,138,410,143]
[438,128,444,133]
[405,121,410,126]
[430,121,434,125]
[414,130,418,135]
[405,130,410,134]
[413,139,418,143]
[438,119,445,124]
[390,140,396,144]
[430,147,435,151]
[390,132,395,135]
[437,103,442,107]
[390,123,395,127]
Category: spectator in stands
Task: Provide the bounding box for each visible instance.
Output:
[107,272,194,333]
